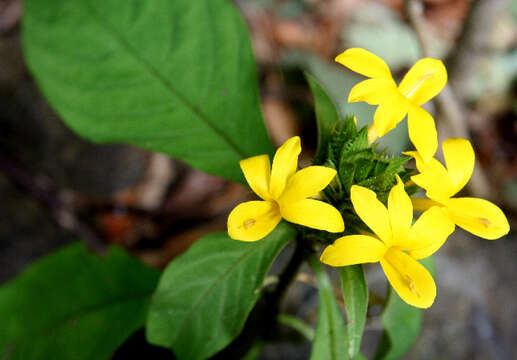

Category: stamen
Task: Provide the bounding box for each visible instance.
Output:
[404,274,421,297]
[243,219,256,229]
[402,73,434,99]
[477,217,491,228]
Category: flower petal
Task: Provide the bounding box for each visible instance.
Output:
[335,48,392,79]
[388,175,413,242]
[320,235,387,267]
[442,138,474,194]
[405,152,456,202]
[373,93,409,137]
[402,150,428,172]
[348,78,398,105]
[240,154,271,200]
[351,185,392,245]
[278,166,337,204]
[368,125,378,144]
[227,201,281,242]
[280,199,344,233]
[398,58,447,106]
[411,172,456,203]
[406,206,455,259]
[381,249,436,308]
[269,136,301,199]
[407,105,438,164]
[445,197,510,240]
[411,197,440,212]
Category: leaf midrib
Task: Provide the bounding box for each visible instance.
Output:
[80,0,248,158]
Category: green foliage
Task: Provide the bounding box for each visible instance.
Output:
[305,72,342,165]
[23,0,273,183]
[309,256,348,360]
[324,116,412,203]
[319,114,414,236]
[339,265,368,359]
[0,243,160,360]
[146,223,295,360]
[375,257,436,360]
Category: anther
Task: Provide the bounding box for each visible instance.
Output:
[477,217,491,228]
[404,274,421,297]
[243,219,256,229]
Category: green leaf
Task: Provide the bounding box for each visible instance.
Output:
[23,0,273,183]
[309,256,348,360]
[375,257,436,360]
[0,243,160,360]
[305,72,342,165]
[339,265,368,359]
[146,223,295,360]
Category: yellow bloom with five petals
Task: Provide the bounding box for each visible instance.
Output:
[228,136,344,242]
[321,176,454,308]
[406,138,510,240]
[335,48,447,163]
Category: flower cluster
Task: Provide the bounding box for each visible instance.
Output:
[227,48,509,308]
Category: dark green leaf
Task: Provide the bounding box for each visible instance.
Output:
[0,243,160,360]
[375,257,436,360]
[339,265,368,359]
[23,0,273,183]
[305,73,342,165]
[146,223,295,360]
[309,256,348,360]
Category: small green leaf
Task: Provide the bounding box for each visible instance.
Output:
[375,257,436,360]
[0,243,160,360]
[23,0,273,183]
[146,223,295,360]
[339,265,368,359]
[309,256,348,360]
[305,73,342,165]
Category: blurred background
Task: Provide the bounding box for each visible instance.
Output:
[1,0,517,358]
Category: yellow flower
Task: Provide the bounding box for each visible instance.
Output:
[321,176,454,308]
[406,138,510,240]
[335,48,447,163]
[228,136,344,241]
